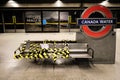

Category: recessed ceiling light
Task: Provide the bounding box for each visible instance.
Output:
[100,0,110,6]
[55,0,63,7]
[6,0,19,7]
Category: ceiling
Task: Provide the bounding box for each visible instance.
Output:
[0,0,120,4]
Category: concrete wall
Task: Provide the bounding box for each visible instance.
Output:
[76,31,116,64]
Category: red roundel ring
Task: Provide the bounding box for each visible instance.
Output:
[81,5,113,38]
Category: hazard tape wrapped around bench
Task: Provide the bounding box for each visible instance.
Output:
[14,40,94,63]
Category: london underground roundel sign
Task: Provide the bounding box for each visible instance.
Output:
[81,5,113,38]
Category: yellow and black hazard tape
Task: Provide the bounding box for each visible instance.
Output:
[14,49,69,60]
[52,52,57,62]
[14,53,19,59]
[14,42,70,62]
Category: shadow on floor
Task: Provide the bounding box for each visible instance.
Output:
[29,58,93,69]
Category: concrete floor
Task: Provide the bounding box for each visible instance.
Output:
[0,29,120,80]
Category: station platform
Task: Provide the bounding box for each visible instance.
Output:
[0,29,120,80]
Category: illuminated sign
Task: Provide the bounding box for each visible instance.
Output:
[79,5,116,38]
[77,18,116,25]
